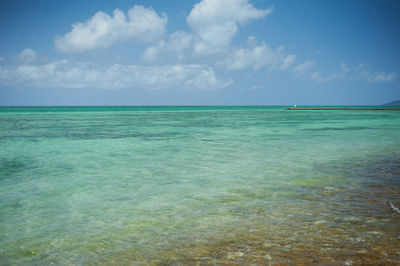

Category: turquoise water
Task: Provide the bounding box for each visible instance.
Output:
[1,106,400,264]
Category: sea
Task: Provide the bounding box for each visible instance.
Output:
[0,106,399,265]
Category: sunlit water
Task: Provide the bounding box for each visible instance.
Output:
[1,106,400,265]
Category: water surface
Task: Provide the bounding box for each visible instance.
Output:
[1,106,399,264]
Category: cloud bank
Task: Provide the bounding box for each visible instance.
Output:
[309,63,396,83]
[0,51,231,90]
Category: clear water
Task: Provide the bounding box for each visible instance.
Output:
[1,106,400,265]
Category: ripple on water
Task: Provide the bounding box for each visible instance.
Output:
[1,107,400,264]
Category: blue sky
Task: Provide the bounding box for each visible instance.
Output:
[0,0,399,105]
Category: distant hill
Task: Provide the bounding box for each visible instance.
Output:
[383,100,400,106]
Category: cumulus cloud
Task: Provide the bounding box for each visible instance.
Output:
[0,51,231,90]
[142,41,166,61]
[142,31,193,61]
[339,62,349,73]
[374,71,396,82]
[186,0,272,55]
[167,31,194,53]
[280,54,297,70]
[310,71,335,82]
[141,0,273,61]
[309,62,396,83]
[219,38,296,71]
[311,62,349,82]
[55,5,167,53]
[15,48,38,65]
[293,60,315,76]
[355,64,396,82]
[183,66,231,89]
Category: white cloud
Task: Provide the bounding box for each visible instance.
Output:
[339,62,349,73]
[310,71,337,82]
[0,54,231,90]
[167,31,193,56]
[186,0,272,55]
[15,48,38,65]
[309,62,396,83]
[355,64,396,82]
[184,66,232,89]
[141,1,273,62]
[142,41,166,61]
[142,31,193,61]
[280,54,297,70]
[55,5,167,53]
[373,71,396,82]
[311,62,349,82]
[293,60,315,75]
[219,39,296,71]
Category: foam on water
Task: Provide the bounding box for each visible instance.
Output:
[0,106,400,264]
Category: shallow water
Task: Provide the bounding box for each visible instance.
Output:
[0,106,400,265]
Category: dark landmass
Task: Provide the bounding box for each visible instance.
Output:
[383,100,400,106]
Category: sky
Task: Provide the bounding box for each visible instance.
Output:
[0,0,399,106]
